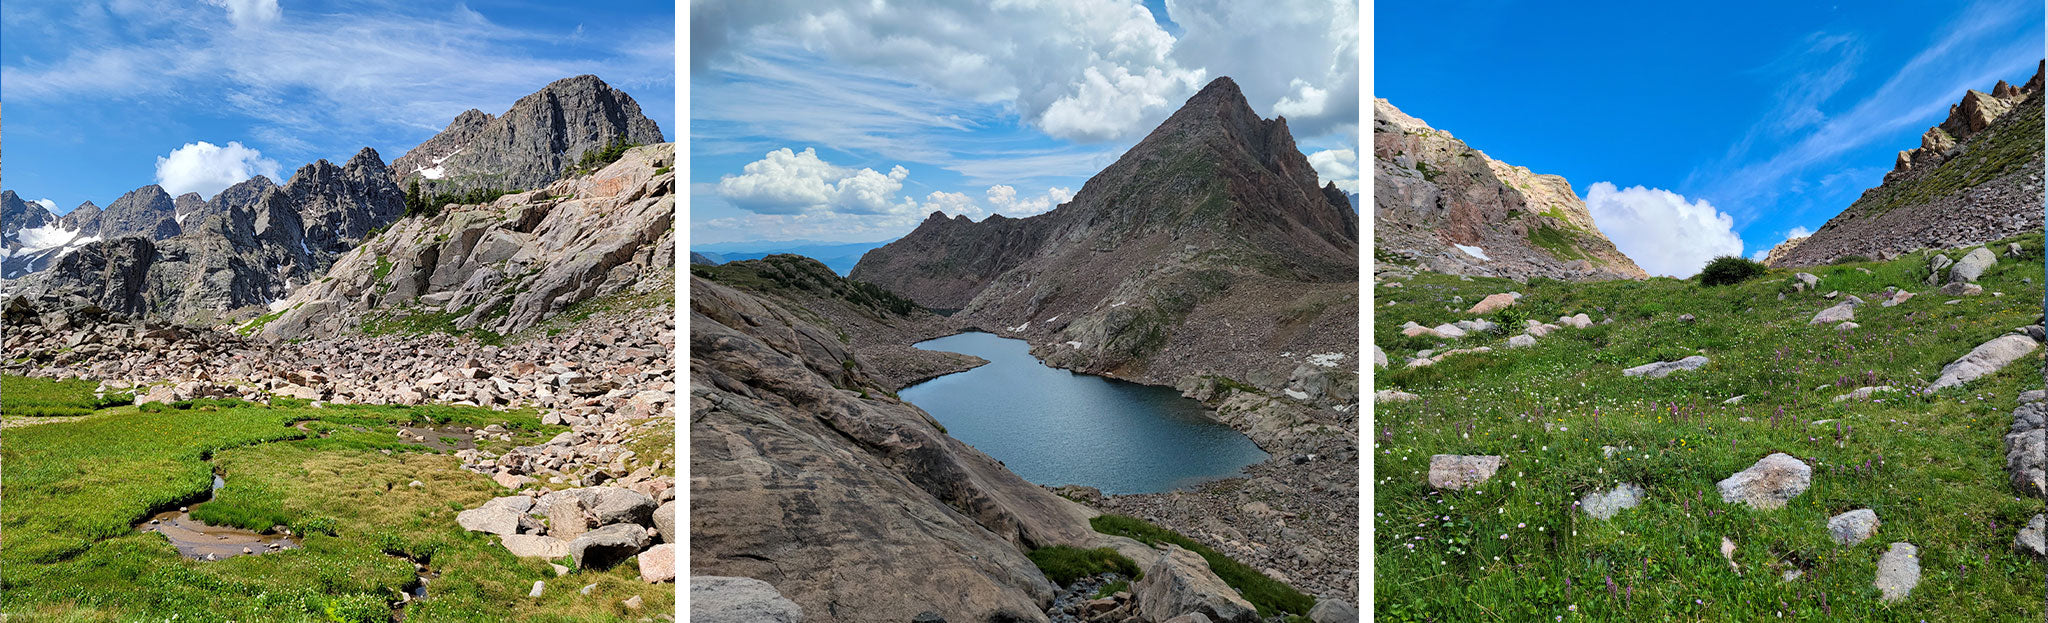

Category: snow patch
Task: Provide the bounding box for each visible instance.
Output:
[1455,244,1489,261]
[1006,322,1031,332]
[1306,352,1346,368]
[1110,301,1127,308]
[412,147,465,181]
[1065,341,1084,349]
[16,223,82,252]
[1283,389,1311,400]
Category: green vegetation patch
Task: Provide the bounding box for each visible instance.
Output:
[1699,255,1769,287]
[1027,545,1144,586]
[1091,514,1315,616]
[1529,224,1590,262]
[1,375,132,417]
[1,393,660,621]
[1853,96,2043,218]
[1374,232,2046,622]
[692,255,920,317]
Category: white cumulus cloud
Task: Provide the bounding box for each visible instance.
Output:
[154,141,281,199]
[986,184,1075,217]
[1273,78,1329,117]
[1305,148,1358,193]
[718,147,912,215]
[1583,182,1744,278]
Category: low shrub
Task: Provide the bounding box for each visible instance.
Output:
[1027,546,1142,585]
[1698,256,1768,287]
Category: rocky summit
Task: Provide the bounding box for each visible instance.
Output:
[1372,98,1647,282]
[854,77,1360,406]
[256,143,675,340]
[390,75,667,195]
[1770,60,2045,267]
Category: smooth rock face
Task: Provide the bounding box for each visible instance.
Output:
[2016,514,2046,557]
[1308,598,1360,623]
[1622,356,1709,378]
[1428,455,1504,490]
[1833,386,1897,402]
[1506,334,1536,348]
[569,523,651,570]
[1467,293,1517,315]
[1826,509,1881,545]
[1949,247,1997,283]
[1808,302,1857,325]
[1135,545,1259,623]
[501,534,570,558]
[653,500,675,545]
[638,543,676,583]
[1716,453,1812,509]
[691,576,804,623]
[1580,483,1646,520]
[1930,334,2039,392]
[1873,543,1921,602]
[456,505,524,535]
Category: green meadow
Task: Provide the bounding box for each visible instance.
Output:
[1374,233,2046,622]
[0,391,675,622]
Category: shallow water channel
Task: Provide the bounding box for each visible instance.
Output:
[900,331,1267,495]
[136,472,302,560]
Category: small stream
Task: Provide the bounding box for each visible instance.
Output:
[136,471,302,560]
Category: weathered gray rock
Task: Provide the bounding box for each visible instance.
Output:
[1873,543,1920,602]
[691,576,805,623]
[2015,514,2045,557]
[653,500,675,544]
[1308,597,1359,623]
[1507,334,1536,348]
[1135,545,1259,623]
[1948,246,1997,283]
[1375,389,1419,403]
[1928,254,1955,285]
[2007,401,2046,497]
[1832,386,1897,402]
[1826,509,1880,545]
[456,505,524,536]
[1881,290,1915,307]
[1929,334,2039,392]
[1808,301,1856,325]
[501,534,570,558]
[1716,453,1811,509]
[1428,454,1503,490]
[1371,344,1387,368]
[391,75,667,195]
[1794,272,1819,290]
[1622,356,1709,378]
[568,523,650,570]
[1580,483,1646,520]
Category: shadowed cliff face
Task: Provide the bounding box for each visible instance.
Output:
[1372,98,1647,282]
[852,77,1361,393]
[1769,60,2045,268]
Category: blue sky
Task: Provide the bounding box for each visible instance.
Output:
[690,0,1361,245]
[1376,0,2044,276]
[2,0,674,213]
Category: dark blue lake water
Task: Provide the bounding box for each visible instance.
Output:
[899,331,1268,495]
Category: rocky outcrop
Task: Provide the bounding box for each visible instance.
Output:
[259,144,675,340]
[390,75,667,195]
[1373,98,1647,281]
[1771,61,2044,267]
[692,267,1116,623]
[97,185,181,241]
[854,77,1359,403]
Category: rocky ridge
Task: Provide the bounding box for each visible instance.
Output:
[1769,60,2045,267]
[257,143,676,340]
[390,75,667,196]
[1372,98,1647,282]
[8,148,404,324]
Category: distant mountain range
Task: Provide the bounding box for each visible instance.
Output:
[4,75,667,326]
[690,239,896,275]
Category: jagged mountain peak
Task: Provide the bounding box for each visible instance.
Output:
[390,74,666,195]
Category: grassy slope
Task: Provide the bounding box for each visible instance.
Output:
[0,398,674,622]
[0,376,132,417]
[1374,232,2045,622]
